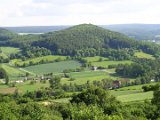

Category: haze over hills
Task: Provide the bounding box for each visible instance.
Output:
[3,24,160,41]
[4,26,70,33]
[105,24,160,41]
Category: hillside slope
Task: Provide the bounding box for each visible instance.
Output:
[32,24,136,55]
[0,28,17,41]
[1,24,160,57]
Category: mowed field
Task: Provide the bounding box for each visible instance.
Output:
[61,70,135,85]
[11,55,67,66]
[0,64,26,80]
[0,47,21,59]
[134,52,155,59]
[62,71,109,85]
[0,80,50,94]
[0,47,21,56]
[92,60,133,67]
[24,60,82,75]
[111,83,157,102]
[83,56,108,62]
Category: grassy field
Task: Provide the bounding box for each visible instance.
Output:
[134,52,155,59]
[0,47,21,56]
[83,56,108,62]
[16,80,49,93]
[110,83,158,102]
[62,71,109,85]
[24,60,82,75]
[48,90,154,103]
[0,64,26,80]
[116,91,153,102]
[0,79,156,103]
[0,80,50,94]
[11,55,67,66]
[118,82,157,91]
[92,60,133,67]
[0,52,8,59]
[61,70,134,85]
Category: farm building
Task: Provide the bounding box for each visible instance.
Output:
[112,80,121,88]
[92,66,98,71]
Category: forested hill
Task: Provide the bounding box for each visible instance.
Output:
[1,24,160,57]
[31,24,137,55]
[0,28,17,41]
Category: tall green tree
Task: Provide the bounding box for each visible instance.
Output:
[70,87,121,115]
[0,68,9,84]
[49,76,61,90]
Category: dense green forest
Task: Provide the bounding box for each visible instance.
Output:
[1,24,160,58]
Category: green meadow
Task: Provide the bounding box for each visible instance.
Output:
[11,55,67,66]
[83,56,108,62]
[92,60,133,67]
[0,64,26,80]
[134,51,155,59]
[24,60,82,75]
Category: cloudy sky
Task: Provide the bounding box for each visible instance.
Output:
[0,0,159,26]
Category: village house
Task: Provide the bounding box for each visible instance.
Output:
[112,80,121,88]
[92,66,98,71]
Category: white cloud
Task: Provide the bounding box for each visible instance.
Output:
[0,0,160,26]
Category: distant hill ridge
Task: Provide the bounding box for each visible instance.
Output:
[30,24,136,55]
[1,24,159,56]
[0,28,16,41]
[3,24,160,40]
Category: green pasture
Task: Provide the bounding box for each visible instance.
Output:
[0,52,8,59]
[61,70,133,85]
[117,91,153,102]
[83,56,108,62]
[0,64,26,80]
[24,60,82,75]
[16,80,49,93]
[0,80,50,94]
[134,52,155,59]
[0,47,21,56]
[49,90,154,103]
[11,55,67,66]
[118,82,157,91]
[92,60,133,68]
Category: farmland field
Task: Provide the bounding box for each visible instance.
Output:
[116,91,153,102]
[24,60,82,75]
[92,60,133,67]
[83,56,108,62]
[48,90,154,103]
[61,71,109,85]
[0,47,21,56]
[0,80,50,94]
[134,52,155,59]
[61,70,134,85]
[11,55,67,66]
[16,80,49,93]
[0,64,26,80]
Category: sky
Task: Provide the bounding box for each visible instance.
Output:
[0,0,159,26]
